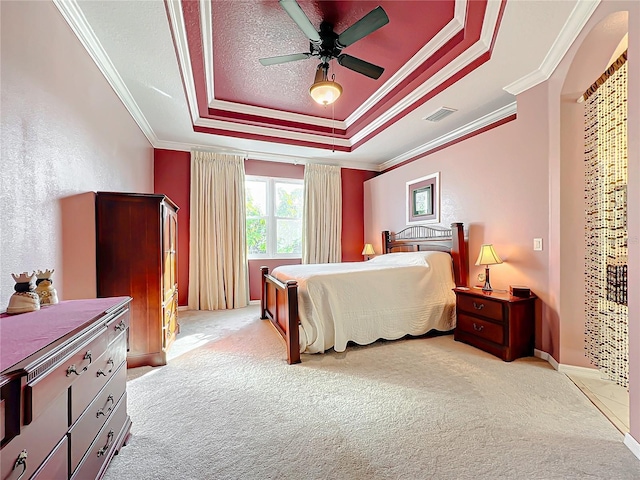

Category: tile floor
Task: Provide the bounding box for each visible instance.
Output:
[567,372,630,434]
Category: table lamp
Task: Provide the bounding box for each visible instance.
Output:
[362,243,375,261]
[475,244,503,292]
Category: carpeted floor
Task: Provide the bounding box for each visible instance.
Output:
[103,306,640,480]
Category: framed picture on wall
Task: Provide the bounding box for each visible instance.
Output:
[406,172,440,224]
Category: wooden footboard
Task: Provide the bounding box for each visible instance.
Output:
[260,266,300,364]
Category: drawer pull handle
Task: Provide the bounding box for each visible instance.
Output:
[473,323,484,332]
[13,450,28,480]
[472,302,485,310]
[97,358,115,377]
[66,351,92,376]
[97,430,114,457]
[96,395,115,418]
[114,320,126,331]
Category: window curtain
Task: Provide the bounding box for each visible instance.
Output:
[188,151,249,310]
[584,51,628,388]
[303,164,342,264]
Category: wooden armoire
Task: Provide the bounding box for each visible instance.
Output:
[96,192,179,368]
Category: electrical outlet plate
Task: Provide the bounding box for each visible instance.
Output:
[533,238,543,251]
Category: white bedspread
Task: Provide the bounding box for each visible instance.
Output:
[271,251,456,354]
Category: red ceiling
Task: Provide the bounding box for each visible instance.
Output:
[175,0,506,152]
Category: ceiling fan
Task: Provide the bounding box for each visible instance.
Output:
[259,0,390,81]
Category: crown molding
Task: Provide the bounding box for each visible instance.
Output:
[379,101,517,171]
[351,0,502,146]
[152,139,379,171]
[200,0,215,105]
[503,0,600,95]
[53,0,158,146]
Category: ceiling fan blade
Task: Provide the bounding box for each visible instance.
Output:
[279,0,321,44]
[259,53,311,66]
[337,6,389,48]
[337,54,384,79]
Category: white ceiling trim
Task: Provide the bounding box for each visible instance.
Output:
[350,0,502,146]
[343,0,467,127]
[152,138,380,171]
[200,0,215,106]
[503,0,600,95]
[166,0,200,124]
[53,0,158,146]
[378,101,517,171]
[194,118,352,148]
[200,0,466,130]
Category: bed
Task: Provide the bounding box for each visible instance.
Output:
[260,222,468,364]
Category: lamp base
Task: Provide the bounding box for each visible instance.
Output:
[481,266,493,292]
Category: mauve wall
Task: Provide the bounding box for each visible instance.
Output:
[365,0,640,447]
[0,1,153,307]
[153,153,376,301]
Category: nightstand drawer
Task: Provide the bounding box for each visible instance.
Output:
[456,294,503,321]
[457,313,504,345]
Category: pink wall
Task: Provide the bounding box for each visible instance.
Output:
[364,0,640,448]
[0,1,153,307]
[153,154,376,302]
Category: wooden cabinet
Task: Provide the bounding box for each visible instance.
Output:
[96,192,179,368]
[0,297,132,480]
[453,288,536,361]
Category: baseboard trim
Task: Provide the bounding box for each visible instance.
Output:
[624,433,640,461]
[249,300,260,305]
[534,349,559,370]
[557,364,601,379]
[178,306,189,311]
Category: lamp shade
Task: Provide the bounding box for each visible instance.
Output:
[309,81,342,105]
[475,244,503,266]
[362,243,375,256]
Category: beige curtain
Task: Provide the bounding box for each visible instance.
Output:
[303,164,342,264]
[188,151,249,310]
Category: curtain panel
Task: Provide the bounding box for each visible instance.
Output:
[188,151,249,310]
[303,164,342,264]
[584,52,628,388]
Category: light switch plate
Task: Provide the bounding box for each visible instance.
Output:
[533,238,543,251]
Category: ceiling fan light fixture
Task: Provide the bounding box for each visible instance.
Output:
[309,80,343,105]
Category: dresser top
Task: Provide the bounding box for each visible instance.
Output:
[0,297,129,373]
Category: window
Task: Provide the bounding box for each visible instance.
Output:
[246,176,303,258]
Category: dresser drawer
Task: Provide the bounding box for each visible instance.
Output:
[0,390,67,480]
[69,361,127,472]
[72,393,128,480]
[457,313,505,345]
[104,308,130,347]
[70,333,127,424]
[456,294,503,321]
[25,327,108,424]
[31,436,68,480]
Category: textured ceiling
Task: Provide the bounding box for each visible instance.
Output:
[60,0,593,170]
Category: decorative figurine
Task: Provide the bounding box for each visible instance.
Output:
[35,269,59,305]
[7,272,40,314]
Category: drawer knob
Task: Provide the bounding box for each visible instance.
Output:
[472,302,485,310]
[114,320,126,331]
[97,430,114,457]
[13,450,28,480]
[66,351,92,376]
[96,395,115,418]
[97,358,115,377]
[473,323,484,332]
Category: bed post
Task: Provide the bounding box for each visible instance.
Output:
[450,222,468,287]
[260,266,268,320]
[285,280,301,365]
[381,231,390,254]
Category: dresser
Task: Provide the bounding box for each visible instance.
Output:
[0,297,132,480]
[96,192,179,368]
[453,288,536,361]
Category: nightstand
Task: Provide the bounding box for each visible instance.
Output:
[453,287,536,361]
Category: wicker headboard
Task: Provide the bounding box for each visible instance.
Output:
[381,222,468,287]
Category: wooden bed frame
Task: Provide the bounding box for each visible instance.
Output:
[260,222,468,364]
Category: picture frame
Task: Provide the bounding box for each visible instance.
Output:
[406,172,440,224]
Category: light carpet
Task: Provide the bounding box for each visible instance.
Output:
[103,306,640,479]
